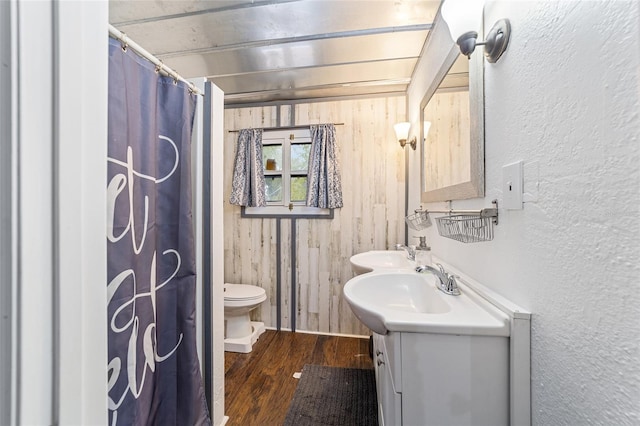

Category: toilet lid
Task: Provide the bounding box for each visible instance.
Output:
[224,283,266,300]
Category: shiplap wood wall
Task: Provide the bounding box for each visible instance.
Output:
[223,96,407,336]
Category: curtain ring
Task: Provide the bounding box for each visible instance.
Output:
[120,32,128,52]
[154,60,163,74]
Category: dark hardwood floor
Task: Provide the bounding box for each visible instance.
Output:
[224,329,373,426]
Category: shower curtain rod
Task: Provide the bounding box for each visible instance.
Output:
[108,24,203,96]
[228,123,344,133]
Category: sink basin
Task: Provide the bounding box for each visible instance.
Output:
[343,270,509,335]
[350,250,414,275]
[350,272,451,314]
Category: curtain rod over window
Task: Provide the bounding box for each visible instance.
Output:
[108,24,203,96]
[228,123,344,133]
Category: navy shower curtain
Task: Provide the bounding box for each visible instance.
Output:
[106,38,210,425]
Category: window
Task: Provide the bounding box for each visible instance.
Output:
[243,128,331,218]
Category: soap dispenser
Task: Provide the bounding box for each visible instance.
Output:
[414,236,432,267]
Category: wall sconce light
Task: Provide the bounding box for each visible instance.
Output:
[394,122,416,150]
[441,0,511,63]
[423,121,432,141]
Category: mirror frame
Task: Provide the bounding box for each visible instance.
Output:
[420,26,485,203]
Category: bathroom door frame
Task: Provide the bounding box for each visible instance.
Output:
[0,1,108,424]
[0,2,14,423]
[190,78,226,426]
[203,82,227,426]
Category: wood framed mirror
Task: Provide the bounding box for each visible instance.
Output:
[420,33,484,202]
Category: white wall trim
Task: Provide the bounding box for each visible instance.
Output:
[208,82,227,426]
[54,1,108,424]
[16,1,54,423]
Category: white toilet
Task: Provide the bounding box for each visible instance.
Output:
[223,283,267,353]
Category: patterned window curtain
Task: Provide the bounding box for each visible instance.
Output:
[306,124,343,208]
[229,128,266,207]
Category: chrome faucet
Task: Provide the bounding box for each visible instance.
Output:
[415,263,461,296]
[394,243,416,261]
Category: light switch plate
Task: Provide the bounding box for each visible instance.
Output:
[503,161,523,210]
[523,160,539,203]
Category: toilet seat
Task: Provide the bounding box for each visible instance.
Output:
[224,283,266,301]
[224,283,266,302]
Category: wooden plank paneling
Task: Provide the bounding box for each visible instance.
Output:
[296,219,309,329]
[224,106,279,328]
[281,219,292,330]
[223,97,406,336]
[317,224,331,332]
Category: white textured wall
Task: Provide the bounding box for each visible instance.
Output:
[410,1,640,424]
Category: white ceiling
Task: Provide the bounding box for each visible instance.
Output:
[109,0,459,105]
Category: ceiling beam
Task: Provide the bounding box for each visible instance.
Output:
[221,78,411,98]
[223,87,409,106]
[157,24,432,58]
[204,56,421,79]
[111,0,304,26]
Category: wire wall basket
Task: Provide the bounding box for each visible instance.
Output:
[405,209,432,231]
[436,214,494,243]
[433,200,499,243]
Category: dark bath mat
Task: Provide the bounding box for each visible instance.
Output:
[283,364,378,426]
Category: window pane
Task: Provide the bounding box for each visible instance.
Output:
[263,145,282,171]
[290,176,307,202]
[265,176,282,202]
[291,143,311,171]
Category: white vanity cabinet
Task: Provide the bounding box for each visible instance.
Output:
[372,330,510,426]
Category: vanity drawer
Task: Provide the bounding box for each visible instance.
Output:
[373,333,402,426]
[382,331,402,392]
